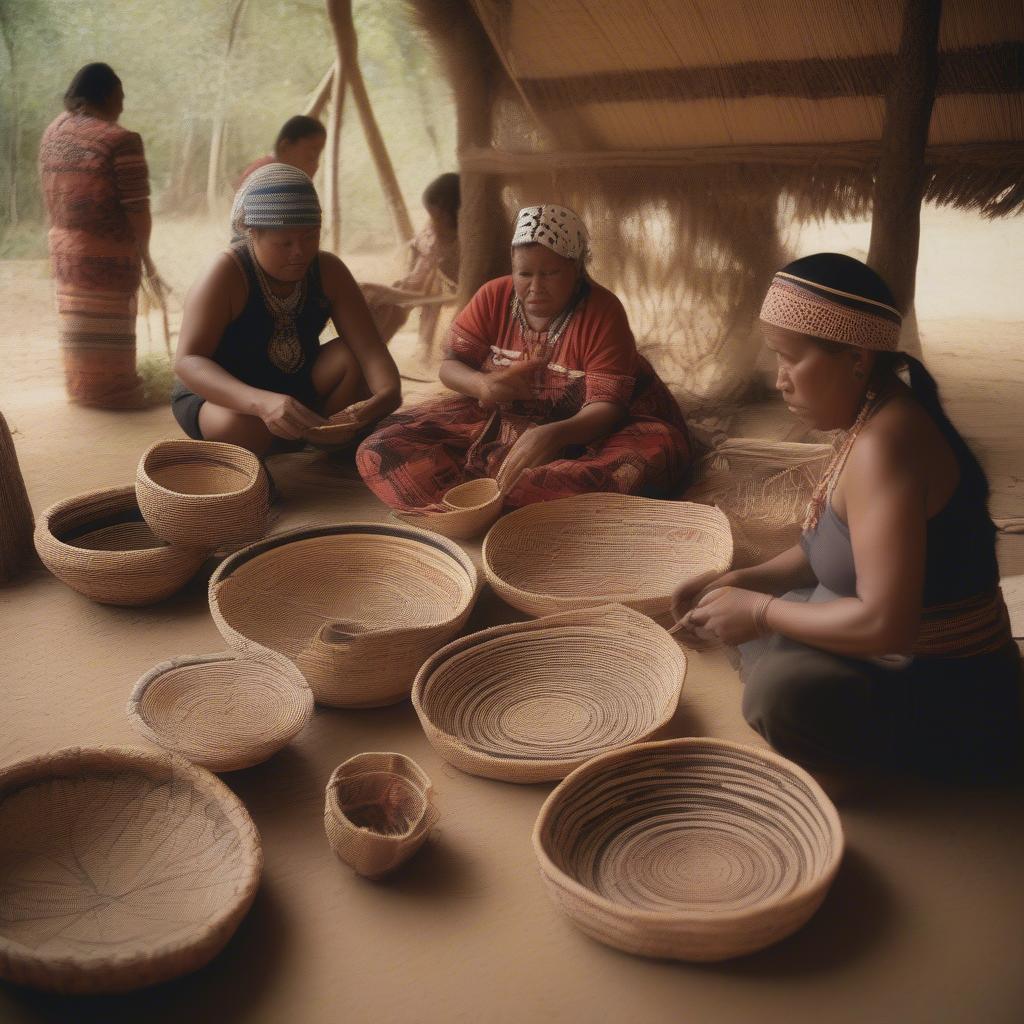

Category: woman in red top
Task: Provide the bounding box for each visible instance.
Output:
[357,204,691,511]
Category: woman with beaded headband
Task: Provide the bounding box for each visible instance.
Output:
[673,253,1021,781]
[172,163,401,454]
[357,203,691,510]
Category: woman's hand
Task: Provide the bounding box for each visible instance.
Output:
[670,570,736,624]
[684,586,774,646]
[496,422,567,489]
[257,392,325,440]
[479,358,545,408]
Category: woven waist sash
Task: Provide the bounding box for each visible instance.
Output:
[913,588,1013,659]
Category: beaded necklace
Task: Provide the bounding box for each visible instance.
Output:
[510,286,582,358]
[247,236,308,374]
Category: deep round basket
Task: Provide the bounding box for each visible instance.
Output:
[0,746,262,993]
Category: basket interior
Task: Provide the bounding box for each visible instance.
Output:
[150,456,254,496]
[442,478,501,510]
[335,771,427,836]
[56,505,168,552]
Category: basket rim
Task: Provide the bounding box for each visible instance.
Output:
[325,752,434,837]
[412,604,687,776]
[138,439,264,500]
[0,745,263,983]
[531,736,844,925]
[37,485,168,552]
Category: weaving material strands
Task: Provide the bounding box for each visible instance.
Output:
[533,738,843,962]
[0,747,262,994]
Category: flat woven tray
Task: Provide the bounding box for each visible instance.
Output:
[482,494,733,617]
[533,738,843,962]
[127,651,314,772]
[0,746,262,993]
[209,523,480,707]
[412,604,686,782]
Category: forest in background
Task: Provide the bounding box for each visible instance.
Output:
[0,0,456,258]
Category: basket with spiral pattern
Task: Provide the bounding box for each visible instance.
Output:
[395,477,504,541]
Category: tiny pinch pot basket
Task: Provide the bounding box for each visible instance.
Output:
[0,746,262,994]
[136,439,270,550]
[482,494,733,617]
[412,604,687,782]
[395,477,505,541]
[34,485,207,606]
[209,523,481,708]
[533,738,843,962]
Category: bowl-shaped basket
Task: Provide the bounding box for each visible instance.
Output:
[127,651,314,772]
[413,604,686,782]
[533,738,844,962]
[34,485,207,606]
[136,439,270,550]
[0,746,262,993]
[324,752,438,879]
[209,523,480,708]
[395,477,504,540]
[304,399,375,450]
[483,494,733,617]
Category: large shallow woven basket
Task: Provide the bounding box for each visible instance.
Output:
[0,746,262,993]
[127,651,314,772]
[395,477,504,540]
[34,485,207,606]
[324,752,438,879]
[483,494,733,617]
[136,439,270,549]
[209,523,480,708]
[533,738,843,962]
[413,604,686,782]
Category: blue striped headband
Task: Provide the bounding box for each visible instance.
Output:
[230,163,321,240]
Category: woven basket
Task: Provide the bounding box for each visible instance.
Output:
[483,494,733,617]
[0,746,262,993]
[34,485,207,606]
[304,399,375,450]
[395,477,504,540]
[127,651,314,772]
[413,604,686,782]
[533,738,843,962]
[324,752,438,878]
[209,523,480,708]
[136,439,270,549]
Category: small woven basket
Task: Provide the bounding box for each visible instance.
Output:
[127,650,314,772]
[483,494,733,617]
[304,399,375,450]
[412,604,686,782]
[209,523,480,707]
[0,746,262,993]
[324,752,438,879]
[136,439,270,550]
[34,485,207,606]
[533,738,844,962]
[395,477,504,540]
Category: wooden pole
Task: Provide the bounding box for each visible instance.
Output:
[206,0,250,214]
[304,65,335,120]
[0,411,35,584]
[867,0,941,351]
[323,60,348,251]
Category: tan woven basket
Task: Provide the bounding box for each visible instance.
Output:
[483,494,733,617]
[209,523,480,708]
[0,746,262,993]
[533,738,844,962]
[34,485,207,606]
[395,477,504,540]
[412,604,686,782]
[136,439,270,549]
[324,752,438,879]
[304,399,374,450]
[127,650,314,772]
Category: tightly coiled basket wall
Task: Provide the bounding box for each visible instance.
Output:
[136,439,270,549]
[209,523,480,707]
[533,738,843,962]
[324,752,438,878]
[412,604,686,782]
[483,494,733,617]
[34,485,207,606]
[0,746,262,994]
[127,651,314,772]
[395,477,505,540]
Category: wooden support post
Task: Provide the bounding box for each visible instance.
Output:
[867,0,941,353]
[304,65,335,120]
[206,0,251,213]
[0,411,35,584]
[323,60,348,250]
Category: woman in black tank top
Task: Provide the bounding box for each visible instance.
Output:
[672,254,1021,781]
[172,163,401,454]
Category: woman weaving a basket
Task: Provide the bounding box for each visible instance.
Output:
[356,204,690,510]
[172,164,401,454]
[673,254,1022,780]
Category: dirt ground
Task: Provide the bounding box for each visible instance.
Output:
[0,206,1022,1023]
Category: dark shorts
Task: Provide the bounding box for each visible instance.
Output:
[171,382,205,440]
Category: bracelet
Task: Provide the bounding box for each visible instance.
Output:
[752,594,776,636]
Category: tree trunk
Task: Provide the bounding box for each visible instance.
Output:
[206,0,250,214]
[0,11,19,226]
[0,411,34,584]
[304,65,335,120]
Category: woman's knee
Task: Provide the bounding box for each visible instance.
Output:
[197,403,273,456]
[313,337,359,394]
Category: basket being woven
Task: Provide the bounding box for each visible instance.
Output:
[209,523,480,707]
[412,604,686,782]
[127,651,314,772]
[0,746,262,993]
[533,738,843,962]
[395,477,504,540]
[136,439,270,549]
[304,399,375,450]
[483,494,733,617]
[324,752,438,878]
[34,485,207,606]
